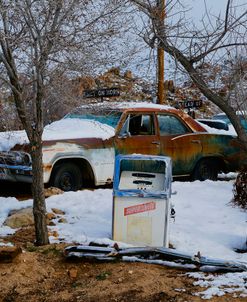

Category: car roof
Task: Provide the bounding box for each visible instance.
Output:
[78,101,173,110]
[70,101,208,133]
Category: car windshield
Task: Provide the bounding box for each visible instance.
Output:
[64,107,122,128]
[212,114,231,124]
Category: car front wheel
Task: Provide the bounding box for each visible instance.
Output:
[51,163,82,191]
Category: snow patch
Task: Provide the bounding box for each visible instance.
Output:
[0,118,115,151]
[188,271,247,299]
[43,118,115,141]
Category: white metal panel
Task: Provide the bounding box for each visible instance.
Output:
[113,196,170,247]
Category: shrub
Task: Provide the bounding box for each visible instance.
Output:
[232,169,247,210]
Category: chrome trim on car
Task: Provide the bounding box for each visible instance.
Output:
[0,151,32,166]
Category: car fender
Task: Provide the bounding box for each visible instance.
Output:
[42,142,115,185]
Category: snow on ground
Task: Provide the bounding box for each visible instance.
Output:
[171,181,246,260]
[0,180,247,298]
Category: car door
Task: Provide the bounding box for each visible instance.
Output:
[157,113,202,176]
[114,112,161,156]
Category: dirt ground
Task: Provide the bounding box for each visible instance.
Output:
[0,227,246,302]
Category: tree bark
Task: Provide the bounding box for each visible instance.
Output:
[31,136,49,246]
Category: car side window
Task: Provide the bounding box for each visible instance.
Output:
[119,114,155,136]
[157,114,189,135]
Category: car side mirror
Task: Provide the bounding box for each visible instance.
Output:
[118,132,130,139]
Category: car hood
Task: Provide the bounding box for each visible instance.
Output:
[0,118,115,152]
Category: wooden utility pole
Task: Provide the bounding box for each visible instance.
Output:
[157,0,165,104]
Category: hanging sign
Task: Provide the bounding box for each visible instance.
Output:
[83,88,120,99]
[178,100,202,109]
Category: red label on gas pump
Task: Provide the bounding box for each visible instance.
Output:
[124,202,156,216]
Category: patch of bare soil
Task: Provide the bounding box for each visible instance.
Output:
[0,228,246,302]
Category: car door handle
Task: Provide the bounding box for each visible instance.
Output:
[151,141,160,145]
[191,140,201,144]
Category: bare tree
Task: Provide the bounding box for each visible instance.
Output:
[130,0,247,150]
[0,0,130,245]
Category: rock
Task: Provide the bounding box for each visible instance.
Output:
[53,231,59,238]
[48,231,59,238]
[46,212,56,220]
[68,267,78,279]
[0,246,22,263]
[4,207,34,229]
[58,218,67,224]
[124,70,132,79]
[8,209,19,216]
[44,187,64,198]
[108,67,120,76]
[51,208,65,215]
[74,76,96,96]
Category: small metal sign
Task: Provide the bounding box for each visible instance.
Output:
[178,100,202,109]
[124,202,156,216]
[83,88,120,99]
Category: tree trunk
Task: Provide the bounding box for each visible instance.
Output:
[31,135,49,246]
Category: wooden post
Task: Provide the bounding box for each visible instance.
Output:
[157,0,165,104]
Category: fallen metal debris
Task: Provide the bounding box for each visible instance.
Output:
[64,245,247,272]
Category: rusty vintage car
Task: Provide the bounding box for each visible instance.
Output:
[0,102,245,191]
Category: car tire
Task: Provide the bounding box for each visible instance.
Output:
[192,159,218,181]
[51,163,82,191]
